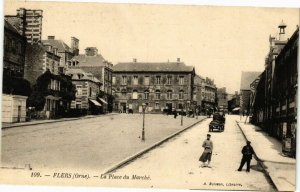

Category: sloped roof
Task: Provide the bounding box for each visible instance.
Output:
[65,68,100,83]
[5,16,23,34]
[70,54,107,67]
[240,71,261,90]
[113,62,194,72]
[4,19,19,34]
[42,39,73,53]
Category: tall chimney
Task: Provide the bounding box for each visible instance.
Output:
[71,37,79,56]
[133,58,137,63]
[177,58,180,62]
[85,47,98,56]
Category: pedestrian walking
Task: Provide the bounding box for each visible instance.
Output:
[199,134,213,168]
[237,141,255,172]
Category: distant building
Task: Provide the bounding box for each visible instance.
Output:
[193,75,204,107]
[5,8,43,44]
[42,36,79,74]
[66,68,103,114]
[68,47,113,112]
[112,59,195,113]
[240,71,261,115]
[228,91,240,114]
[217,87,228,112]
[201,77,217,112]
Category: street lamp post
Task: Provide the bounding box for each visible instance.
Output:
[141,103,146,141]
[181,108,183,126]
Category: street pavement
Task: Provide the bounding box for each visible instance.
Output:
[1,113,205,171]
[113,115,275,191]
[236,116,296,192]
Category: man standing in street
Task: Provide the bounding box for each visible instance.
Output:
[238,141,255,172]
[199,134,213,168]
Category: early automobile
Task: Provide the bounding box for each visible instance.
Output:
[209,113,225,132]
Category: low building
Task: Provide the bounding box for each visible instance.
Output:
[66,68,103,115]
[112,59,195,113]
[68,47,113,113]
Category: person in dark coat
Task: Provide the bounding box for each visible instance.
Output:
[238,141,255,172]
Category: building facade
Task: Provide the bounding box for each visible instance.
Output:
[42,35,79,74]
[240,71,261,115]
[2,19,29,123]
[68,47,113,112]
[251,23,298,157]
[217,87,228,112]
[112,60,195,113]
[66,68,102,115]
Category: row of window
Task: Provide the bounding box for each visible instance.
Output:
[4,36,23,55]
[120,90,185,100]
[113,75,185,85]
[48,79,61,91]
[76,85,95,97]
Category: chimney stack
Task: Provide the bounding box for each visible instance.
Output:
[71,37,79,56]
[48,36,55,40]
[133,58,137,63]
[177,58,180,62]
[85,47,98,56]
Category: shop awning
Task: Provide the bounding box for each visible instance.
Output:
[232,107,240,111]
[89,99,102,107]
[98,98,108,104]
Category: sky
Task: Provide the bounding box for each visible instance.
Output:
[4,0,299,93]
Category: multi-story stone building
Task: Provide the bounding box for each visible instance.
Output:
[66,68,102,114]
[3,19,27,78]
[251,24,298,157]
[25,42,75,119]
[240,71,261,115]
[112,59,195,113]
[2,19,29,123]
[68,47,113,112]
[42,36,79,73]
[202,77,217,112]
[5,8,43,44]
[193,75,204,107]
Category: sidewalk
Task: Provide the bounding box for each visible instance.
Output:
[236,116,296,192]
[2,113,118,129]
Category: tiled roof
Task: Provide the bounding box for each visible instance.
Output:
[70,54,107,67]
[65,68,100,83]
[240,71,261,90]
[113,62,194,72]
[42,39,73,53]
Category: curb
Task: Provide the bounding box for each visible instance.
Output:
[235,121,278,191]
[102,117,208,175]
[2,113,118,129]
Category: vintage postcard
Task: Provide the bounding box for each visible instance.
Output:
[0,0,299,191]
